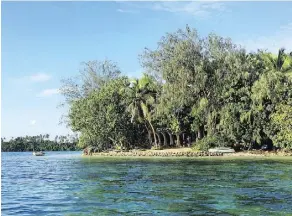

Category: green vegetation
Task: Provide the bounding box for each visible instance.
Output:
[5,26,290,153]
[1,134,80,152]
[60,26,292,152]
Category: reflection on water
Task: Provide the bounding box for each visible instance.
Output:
[2,152,292,215]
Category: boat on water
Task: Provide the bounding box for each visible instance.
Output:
[33,151,45,156]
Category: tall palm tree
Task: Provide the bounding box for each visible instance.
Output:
[127,74,158,148]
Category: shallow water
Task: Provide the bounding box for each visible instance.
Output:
[2,152,292,215]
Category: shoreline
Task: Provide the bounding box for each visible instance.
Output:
[82,148,292,158]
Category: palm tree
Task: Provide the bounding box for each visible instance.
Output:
[127,74,159,148]
[261,48,292,73]
[55,135,59,143]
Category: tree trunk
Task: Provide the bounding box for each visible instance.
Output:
[148,131,153,148]
[144,122,153,148]
[192,133,196,143]
[182,133,185,147]
[157,133,162,148]
[148,121,157,148]
[161,132,167,147]
[197,125,204,140]
[168,132,174,146]
[176,133,181,148]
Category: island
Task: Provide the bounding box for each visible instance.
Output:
[58,26,292,158]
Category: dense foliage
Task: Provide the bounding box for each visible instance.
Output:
[60,26,292,151]
[1,134,80,152]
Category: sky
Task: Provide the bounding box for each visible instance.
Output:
[2,1,292,139]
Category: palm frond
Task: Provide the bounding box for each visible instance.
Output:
[282,54,292,72]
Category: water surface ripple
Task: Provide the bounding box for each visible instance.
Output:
[2,152,292,215]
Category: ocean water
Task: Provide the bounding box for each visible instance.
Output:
[2,151,292,215]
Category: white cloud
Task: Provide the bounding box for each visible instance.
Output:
[149,2,226,18]
[117,2,227,18]
[30,120,36,126]
[30,73,51,82]
[37,88,60,97]
[117,9,139,14]
[238,22,292,53]
[11,73,51,85]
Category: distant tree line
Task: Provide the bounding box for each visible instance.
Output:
[1,134,80,152]
[59,25,292,152]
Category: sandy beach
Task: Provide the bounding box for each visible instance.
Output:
[83,148,292,158]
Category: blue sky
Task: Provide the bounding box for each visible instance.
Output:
[2,1,292,139]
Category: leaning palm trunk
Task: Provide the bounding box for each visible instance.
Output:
[144,122,153,148]
[156,133,162,148]
[148,121,158,148]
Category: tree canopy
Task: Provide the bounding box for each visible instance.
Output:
[59,26,292,151]
[1,134,80,152]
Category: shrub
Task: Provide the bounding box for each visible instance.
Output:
[151,145,164,150]
[192,134,230,151]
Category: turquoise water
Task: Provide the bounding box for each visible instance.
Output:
[2,152,292,215]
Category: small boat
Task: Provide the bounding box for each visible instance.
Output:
[208,147,235,153]
[33,151,45,156]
